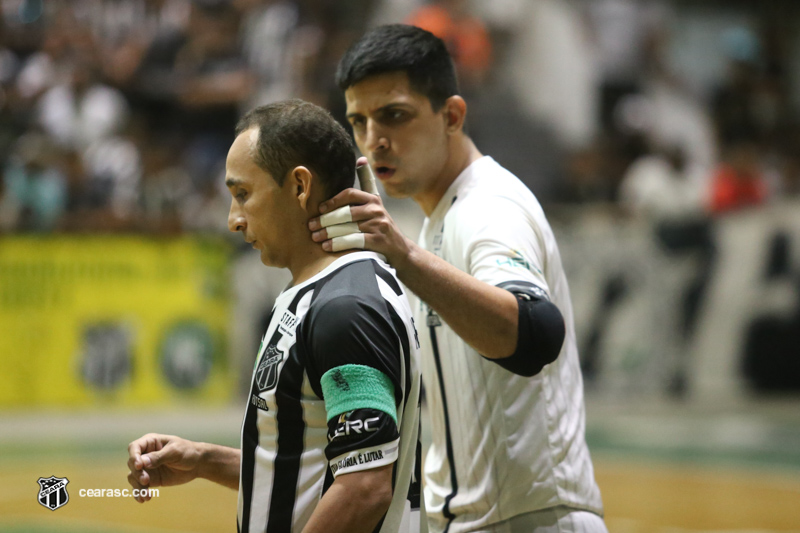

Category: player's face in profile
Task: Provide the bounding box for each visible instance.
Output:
[345,71,450,200]
[225,129,290,267]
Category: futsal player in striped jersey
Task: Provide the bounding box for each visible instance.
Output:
[127,100,423,533]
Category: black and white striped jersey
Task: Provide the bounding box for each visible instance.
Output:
[237,252,422,533]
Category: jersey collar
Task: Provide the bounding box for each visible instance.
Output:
[277,251,387,302]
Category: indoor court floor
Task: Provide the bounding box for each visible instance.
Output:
[2,396,799,532]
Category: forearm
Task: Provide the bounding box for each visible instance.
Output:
[195,443,240,490]
[396,240,519,359]
[302,467,393,533]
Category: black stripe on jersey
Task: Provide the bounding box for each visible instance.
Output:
[372,263,403,296]
[239,310,274,533]
[265,286,316,533]
[429,322,458,532]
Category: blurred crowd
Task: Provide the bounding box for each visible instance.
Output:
[1,0,800,236]
[0,0,375,234]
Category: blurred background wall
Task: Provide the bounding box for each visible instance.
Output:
[1,0,799,531]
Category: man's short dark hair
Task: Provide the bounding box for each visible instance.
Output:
[235,100,355,199]
[335,24,459,111]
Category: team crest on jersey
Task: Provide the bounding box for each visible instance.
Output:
[256,344,283,392]
[37,476,69,511]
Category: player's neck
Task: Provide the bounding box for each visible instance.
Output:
[287,238,352,287]
[414,136,483,217]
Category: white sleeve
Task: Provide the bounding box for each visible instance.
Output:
[461,197,552,299]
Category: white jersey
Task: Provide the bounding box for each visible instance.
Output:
[416,157,603,533]
[238,252,422,533]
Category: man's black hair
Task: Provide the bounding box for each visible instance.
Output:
[235,100,355,199]
[335,24,459,111]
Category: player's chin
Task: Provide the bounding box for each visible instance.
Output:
[380,178,412,199]
[258,248,275,267]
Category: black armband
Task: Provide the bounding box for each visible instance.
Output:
[485,282,565,377]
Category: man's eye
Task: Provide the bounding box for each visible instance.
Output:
[350,117,366,128]
[386,109,408,122]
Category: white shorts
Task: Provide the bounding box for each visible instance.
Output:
[477,507,607,533]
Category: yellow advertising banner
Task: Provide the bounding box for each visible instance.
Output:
[0,236,232,407]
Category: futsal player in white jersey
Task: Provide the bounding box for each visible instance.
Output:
[308,26,607,532]
[126,100,423,533]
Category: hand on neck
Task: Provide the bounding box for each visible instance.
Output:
[287,208,354,286]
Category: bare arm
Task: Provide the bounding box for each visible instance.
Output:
[127,433,240,502]
[309,189,518,359]
[302,465,394,533]
[195,441,241,490]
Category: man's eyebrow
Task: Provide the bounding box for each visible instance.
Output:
[225,177,243,188]
[346,103,411,120]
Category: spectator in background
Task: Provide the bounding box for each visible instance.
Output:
[780,159,800,198]
[14,30,64,106]
[236,0,303,108]
[176,2,253,124]
[407,0,492,91]
[776,131,800,199]
[174,2,254,174]
[91,0,192,87]
[14,8,93,110]
[179,171,231,235]
[63,130,142,231]
[506,0,597,150]
[0,34,20,168]
[561,137,618,203]
[620,138,716,398]
[138,134,192,234]
[36,56,129,150]
[709,140,768,214]
[619,143,704,220]
[712,26,790,150]
[2,133,68,232]
[584,0,670,130]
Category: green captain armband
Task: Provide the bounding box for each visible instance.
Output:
[321,364,397,424]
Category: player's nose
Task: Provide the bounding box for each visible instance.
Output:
[228,199,246,233]
[365,120,389,153]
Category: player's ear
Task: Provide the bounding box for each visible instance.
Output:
[290,165,314,211]
[443,95,467,134]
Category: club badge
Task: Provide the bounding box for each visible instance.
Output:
[37,476,69,511]
[255,344,283,392]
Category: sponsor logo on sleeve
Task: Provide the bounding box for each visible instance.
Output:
[250,393,269,411]
[329,412,381,442]
[496,249,544,276]
[329,441,399,477]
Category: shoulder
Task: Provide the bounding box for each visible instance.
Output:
[457,158,541,216]
[301,262,405,379]
[311,257,400,308]
[304,259,399,333]
[449,162,545,234]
